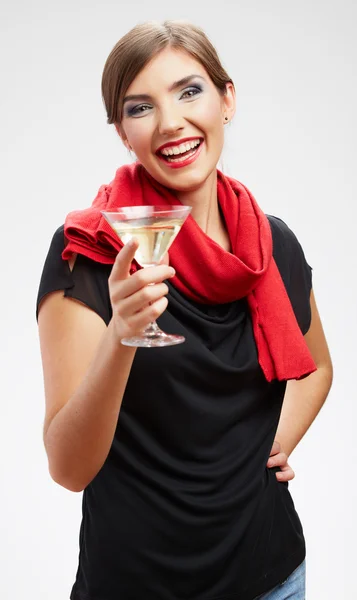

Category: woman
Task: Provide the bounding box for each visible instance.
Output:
[37,20,333,600]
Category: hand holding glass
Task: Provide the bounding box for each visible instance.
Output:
[102,205,191,347]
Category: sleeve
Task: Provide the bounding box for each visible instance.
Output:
[267,215,312,335]
[36,226,113,325]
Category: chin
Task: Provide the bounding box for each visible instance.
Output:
[157,165,216,193]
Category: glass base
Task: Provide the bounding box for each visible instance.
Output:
[121,332,185,348]
[121,321,185,347]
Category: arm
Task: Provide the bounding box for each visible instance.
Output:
[39,240,174,493]
[39,293,137,493]
[267,289,333,478]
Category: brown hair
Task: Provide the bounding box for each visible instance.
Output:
[101,20,234,125]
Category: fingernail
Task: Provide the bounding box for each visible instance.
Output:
[169,269,176,277]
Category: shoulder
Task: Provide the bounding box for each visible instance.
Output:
[39,224,71,279]
[266,214,302,253]
[49,224,66,251]
[37,225,113,325]
[266,214,311,277]
[266,215,313,335]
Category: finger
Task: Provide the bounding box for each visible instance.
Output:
[267,452,287,468]
[127,296,169,332]
[111,264,175,301]
[276,465,295,482]
[109,238,140,282]
[269,441,281,457]
[119,282,170,318]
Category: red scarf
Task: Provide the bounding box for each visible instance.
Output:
[63,162,316,382]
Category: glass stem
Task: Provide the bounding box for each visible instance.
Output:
[143,321,162,337]
[141,280,163,338]
[141,278,165,338]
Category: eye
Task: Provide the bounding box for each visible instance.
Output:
[180,86,203,100]
[126,104,152,117]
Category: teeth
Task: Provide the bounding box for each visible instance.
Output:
[161,139,201,156]
[166,149,197,163]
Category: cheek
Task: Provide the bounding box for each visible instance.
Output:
[191,98,225,143]
[198,93,223,120]
[125,121,153,152]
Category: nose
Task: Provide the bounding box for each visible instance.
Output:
[157,104,184,136]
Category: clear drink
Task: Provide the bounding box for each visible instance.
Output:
[111,217,182,267]
[101,205,192,347]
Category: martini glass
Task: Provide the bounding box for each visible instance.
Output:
[102,205,192,347]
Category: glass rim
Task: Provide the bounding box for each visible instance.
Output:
[101,205,192,215]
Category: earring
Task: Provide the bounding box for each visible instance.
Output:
[224,116,228,122]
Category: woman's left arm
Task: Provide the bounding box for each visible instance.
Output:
[267,289,333,480]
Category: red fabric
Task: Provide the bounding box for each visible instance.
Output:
[63,162,316,382]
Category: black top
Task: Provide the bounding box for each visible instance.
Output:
[36,215,312,600]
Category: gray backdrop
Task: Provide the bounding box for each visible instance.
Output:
[1,0,356,598]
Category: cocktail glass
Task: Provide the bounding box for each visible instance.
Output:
[101,205,192,347]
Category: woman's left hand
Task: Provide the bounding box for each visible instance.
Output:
[267,440,295,482]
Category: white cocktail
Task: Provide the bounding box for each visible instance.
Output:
[102,205,191,347]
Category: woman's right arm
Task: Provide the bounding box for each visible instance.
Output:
[38,239,175,492]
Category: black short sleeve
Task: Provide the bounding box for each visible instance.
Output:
[267,215,312,335]
[36,226,113,324]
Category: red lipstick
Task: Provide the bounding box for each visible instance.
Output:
[155,136,203,154]
[156,137,204,169]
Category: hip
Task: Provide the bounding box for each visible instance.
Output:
[254,559,306,600]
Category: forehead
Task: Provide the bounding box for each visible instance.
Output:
[126,47,209,93]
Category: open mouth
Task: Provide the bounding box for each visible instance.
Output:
[156,138,203,165]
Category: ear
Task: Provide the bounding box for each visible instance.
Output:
[222,82,236,123]
[114,123,132,151]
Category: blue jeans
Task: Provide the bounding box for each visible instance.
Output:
[255,559,306,599]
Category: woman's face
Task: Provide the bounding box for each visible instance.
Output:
[117,47,235,192]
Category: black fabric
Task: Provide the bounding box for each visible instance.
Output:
[36,215,312,600]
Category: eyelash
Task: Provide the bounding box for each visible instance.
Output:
[126,85,203,117]
[181,86,202,99]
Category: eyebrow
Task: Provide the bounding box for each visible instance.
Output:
[123,74,206,104]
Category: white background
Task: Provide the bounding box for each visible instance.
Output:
[1,0,356,598]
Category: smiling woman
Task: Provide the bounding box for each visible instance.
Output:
[36,19,332,600]
[116,57,233,198]
[102,22,234,201]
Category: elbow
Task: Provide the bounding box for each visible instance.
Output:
[45,448,89,492]
[323,358,334,391]
[317,360,334,400]
[328,364,334,391]
[48,464,87,493]
[43,430,101,493]
[44,434,89,493]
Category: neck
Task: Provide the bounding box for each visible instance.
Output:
[175,170,231,252]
